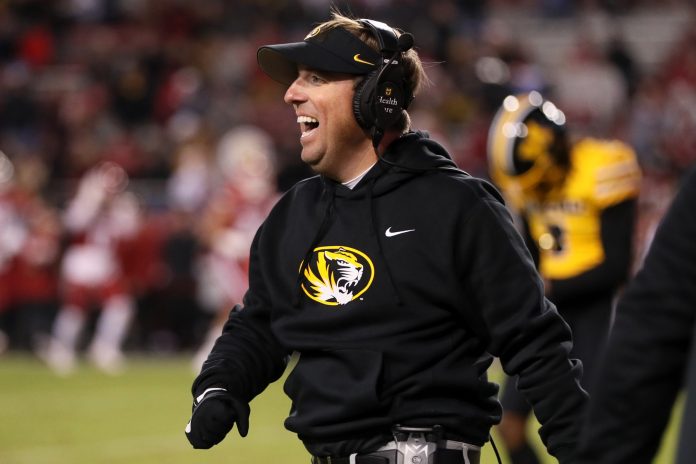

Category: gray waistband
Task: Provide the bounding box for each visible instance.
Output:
[377,440,481,452]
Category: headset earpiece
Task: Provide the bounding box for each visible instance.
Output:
[352,19,413,143]
[372,58,407,129]
[352,71,377,130]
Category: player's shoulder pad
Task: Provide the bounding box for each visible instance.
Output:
[570,137,641,207]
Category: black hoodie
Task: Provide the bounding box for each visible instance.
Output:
[193,131,587,461]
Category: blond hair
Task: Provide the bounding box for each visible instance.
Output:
[317,11,427,132]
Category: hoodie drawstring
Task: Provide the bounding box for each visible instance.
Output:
[292,174,405,308]
[292,187,336,307]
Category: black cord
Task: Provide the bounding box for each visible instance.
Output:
[489,434,503,464]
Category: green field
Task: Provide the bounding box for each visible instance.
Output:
[0,355,682,464]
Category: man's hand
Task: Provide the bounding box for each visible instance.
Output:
[185,388,250,449]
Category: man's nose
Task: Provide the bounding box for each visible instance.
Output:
[284,79,306,105]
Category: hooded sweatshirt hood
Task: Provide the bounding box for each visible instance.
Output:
[331,130,463,199]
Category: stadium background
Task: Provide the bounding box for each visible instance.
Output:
[0,0,694,462]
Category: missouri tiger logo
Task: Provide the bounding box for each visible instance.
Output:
[300,246,374,306]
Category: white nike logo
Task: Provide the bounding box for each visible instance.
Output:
[385,227,415,237]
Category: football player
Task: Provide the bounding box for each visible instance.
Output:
[488,91,641,464]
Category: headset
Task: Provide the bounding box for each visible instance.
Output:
[353,19,415,149]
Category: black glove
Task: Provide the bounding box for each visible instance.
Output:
[185,388,250,449]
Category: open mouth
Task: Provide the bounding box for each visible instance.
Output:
[297,115,319,137]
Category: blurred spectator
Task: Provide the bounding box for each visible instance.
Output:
[192,125,279,370]
[0,152,23,353]
[605,33,640,99]
[39,162,141,375]
[551,35,626,136]
[130,141,213,354]
[7,156,61,352]
[624,73,671,174]
[0,152,61,353]
[136,206,201,353]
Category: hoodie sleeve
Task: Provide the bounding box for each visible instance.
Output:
[192,223,289,404]
[456,181,587,462]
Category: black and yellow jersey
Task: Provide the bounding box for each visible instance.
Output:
[493,137,641,281]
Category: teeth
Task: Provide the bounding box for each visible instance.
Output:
[297,116,318,124]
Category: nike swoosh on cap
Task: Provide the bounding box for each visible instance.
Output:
[385,227,415,237]
[353,54,375,66]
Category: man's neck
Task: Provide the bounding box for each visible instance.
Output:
[330,130,402,183]
[342,162,377,189]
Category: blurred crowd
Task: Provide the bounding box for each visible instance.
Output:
[1,0,696,372]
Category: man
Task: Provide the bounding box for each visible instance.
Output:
[40,161,139,375]
[576,167,696,464]
[185,13,587,464]
[487,92,641,464]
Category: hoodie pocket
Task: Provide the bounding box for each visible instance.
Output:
[283,349,386,435]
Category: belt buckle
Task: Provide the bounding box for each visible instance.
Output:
[392,425,443,464]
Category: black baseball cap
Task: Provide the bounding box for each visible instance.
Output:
[257,24,382,85]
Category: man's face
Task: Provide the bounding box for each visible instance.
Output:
[284,66,372,181]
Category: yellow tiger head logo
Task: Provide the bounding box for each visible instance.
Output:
[517,120,554,164]
[300,246,374,306]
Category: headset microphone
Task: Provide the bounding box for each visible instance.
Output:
[397,33,414,53]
